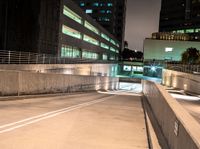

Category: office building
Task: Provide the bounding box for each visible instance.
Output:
[74,0,127,48]
[0,0,120,61]
[159,0,200,40]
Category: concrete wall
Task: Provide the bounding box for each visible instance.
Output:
[144,39,200,61]
[162,69,200,94]
[0,70,119,96]
[0,63,118,77]
[143,80,200,149]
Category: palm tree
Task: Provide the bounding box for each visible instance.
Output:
[181,47,200,64]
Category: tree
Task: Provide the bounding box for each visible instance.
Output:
[122,48,143,61]
[181,47,200,64]
[124,41,128,48]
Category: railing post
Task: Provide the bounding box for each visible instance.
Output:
[19,51,21,64]
[28,52,30,64]
[8,51,10,64]
[42,54,45,64]
[36,54,38,64]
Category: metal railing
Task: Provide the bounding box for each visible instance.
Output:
[0,50,118,64]
[166,63,200,74]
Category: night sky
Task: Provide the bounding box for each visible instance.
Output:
[125,0,161,51]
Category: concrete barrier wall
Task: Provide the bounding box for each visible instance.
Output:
[0,70,119,96]
[0,64,118,77]
[143,80,200,149]
[162,69,200,94]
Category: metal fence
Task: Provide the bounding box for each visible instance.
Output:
[0,50,117,64]
[166,63,200,74]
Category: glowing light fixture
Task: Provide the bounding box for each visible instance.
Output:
[151,66,156,72]
[165,47,173,52]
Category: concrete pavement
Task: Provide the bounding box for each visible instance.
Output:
[0,92,148,149]
[177,99,200,124]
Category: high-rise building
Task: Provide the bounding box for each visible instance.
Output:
[0,0,120,61]
[159,0,200,40]
[73,0,127,48]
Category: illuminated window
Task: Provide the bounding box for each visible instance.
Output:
[61,45,80,58]
[100,10,106,13]
[185,29,194,33]
[177,30,184,33]
[82,50,99,59]
[110,39,118,47]
[98,17,110,22]
[195,28,200,33]
[80,2,85,7]
[101,33,110,41]
[62,25,82,39]
[165,47,173,52]
[109,55,115,60]
[93,3,99,6]
[83,35,99,46]
[110,47,116,52]
[107,3,113,7]
[100,42,109,49]
[103,54,108,60]
[107,10,112,13]
[137,67,143,72]
[63,6,82,24]
[115,49,119,53]
[84,21,99,35]
[132,66,137,71]
[86,9,93,13]
[123,66,131,71]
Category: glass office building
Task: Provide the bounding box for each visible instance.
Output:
[160,0,200,41]
[0,0,120,61]
[73,0,127,49]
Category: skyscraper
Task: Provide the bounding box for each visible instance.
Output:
[74,0,127,48]
[159,0,200,40]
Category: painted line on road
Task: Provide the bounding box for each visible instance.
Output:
[0,96,112,134]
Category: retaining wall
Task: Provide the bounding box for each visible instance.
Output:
[162,69,200,94]
[143,80,200,149]
[0,70,119,96]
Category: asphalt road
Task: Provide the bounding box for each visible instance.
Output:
[0,92,148,149]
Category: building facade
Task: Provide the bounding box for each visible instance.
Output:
[144,38,200,61]
[73,0,127,49]
[159,0,200,40]
[0,0,120,61]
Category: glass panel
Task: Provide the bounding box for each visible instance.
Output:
[195,28,200,33]
[103,54,108,60]
[82,50,99,59]
[110,39,119,47]
[107,3,113,7]
[62,25,82,39]
[83,34,99,46]
[177,30,184,33]
[185,29,194,33]
[84,21,99,35]
[100,42,109,49]
[101,33,110,41]
[86,9,93,13]
[109,55,115,60]
[61,45,81,58]
[110,47,116,52]
[63,6,82,24]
